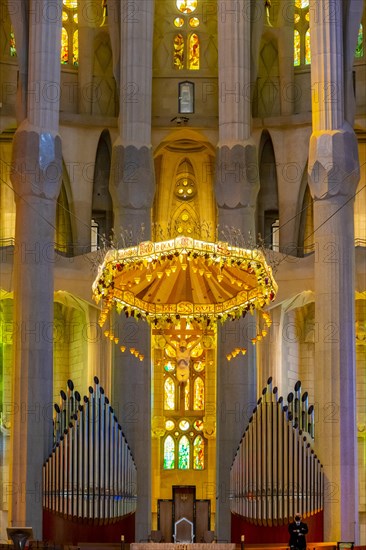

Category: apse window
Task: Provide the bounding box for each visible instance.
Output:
[294,0,310,67]
[61,0,79,67]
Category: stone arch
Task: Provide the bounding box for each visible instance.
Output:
[257,130,279,249]
[91,130,113,249]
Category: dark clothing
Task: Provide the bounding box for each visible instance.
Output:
[288,520,308,550]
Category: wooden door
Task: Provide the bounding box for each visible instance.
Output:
[158,499,173,542]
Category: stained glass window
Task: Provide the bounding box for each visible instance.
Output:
[294,0,310,67]
[164,377,175,410]
[174,34,185,69]
[10,27,17,57]
[166,420,175,431]
[178,436,190,469]
[73,30,79,65]
[185,378,190,410]
[355,24,364,58]
[179,420,190,431]
[193,435,204,469]
[189,17,199,27]
[174,17,184,27]
[61,28,69,64]
[305,29,311,64]
[164,436,175,469]
[62,0,78,67]
[176,0,197,13]
[188,33,199,70]
[193,377,204,410]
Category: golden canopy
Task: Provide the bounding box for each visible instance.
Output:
[92,236,277,334]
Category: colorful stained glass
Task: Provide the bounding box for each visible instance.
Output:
[61,27,69,64]
[164,436,175,469]
[73,30,79,65]
[193,377,204,410]
[176,0,197,14]
[10,28,17,57]
[164,361,175,372]
[179,420,190,431]
[355,24,364,58]
[188,33,199,70]
[185,378,190,410]
[174,34,184,69]
[193,435,204,469]
[174,17,184,27]
[178,435,190,469]
[166,420,175,431]
[305,28,311,64]
[294,30,300,67]
[189,17,199,27]
[164,377,175,410]
[193,419,203,431]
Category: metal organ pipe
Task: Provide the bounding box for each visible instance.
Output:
[43,378,137,521]
[230,378,324,526]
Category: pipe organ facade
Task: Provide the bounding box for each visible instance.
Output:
[230,378,324,525]
[43,377,137,521]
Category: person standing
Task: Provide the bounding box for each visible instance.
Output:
[288,513,308,550]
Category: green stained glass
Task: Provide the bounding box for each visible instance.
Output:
[185,378,190,410]
[73,29,79,66]
[193,377,204,410]
[355,24,364,58]
[164,377,175,410]
[305,28,311,64]
[164,360,175,372]
[164,436,175,469]
[294,30,300,66]
[188,33,199,70]
[61,27,69,64]
[193,435,204,469]
[178,435,190,469]
[174,34,184,69]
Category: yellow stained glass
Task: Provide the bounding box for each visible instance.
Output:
[174,17,184,27]
[179,420,190,431]
[73,30,79,66]
[63,0,77,7]
[164,377,175,410]
[61,27,69,64]
[193,377,204,410]
[193,435,204,469]
[185,378,190,410]
[74,13,78,23]
[166,420,175,431]
[189,17,199,27]
[188,33,199,70]
[294,29,300,66]
[305,28,311,64]
[295,0,309,8]
[62,11,68,22]
[176,0,197,14]
[174,34,184,70]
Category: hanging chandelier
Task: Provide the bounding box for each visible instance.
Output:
[92,236,277,341]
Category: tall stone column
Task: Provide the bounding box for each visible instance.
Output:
[109,0,155,542]
[308,0,360,540]
[215,1,259,540]
[9,0,62,538]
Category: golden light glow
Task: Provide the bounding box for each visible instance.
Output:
[93,236,277,338]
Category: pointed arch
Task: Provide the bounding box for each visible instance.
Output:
[91,130,113,251]
[163,436,175,469]
[193,377,204,410]
[178,435,190,469]
[164,377,176,410]
[257,130,279,250]
[193,435,204,469]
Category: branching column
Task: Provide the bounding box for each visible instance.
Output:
[9,0,62,538]
[215,1,259,540]
[109,0,155,542]
[308,0,360,540]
